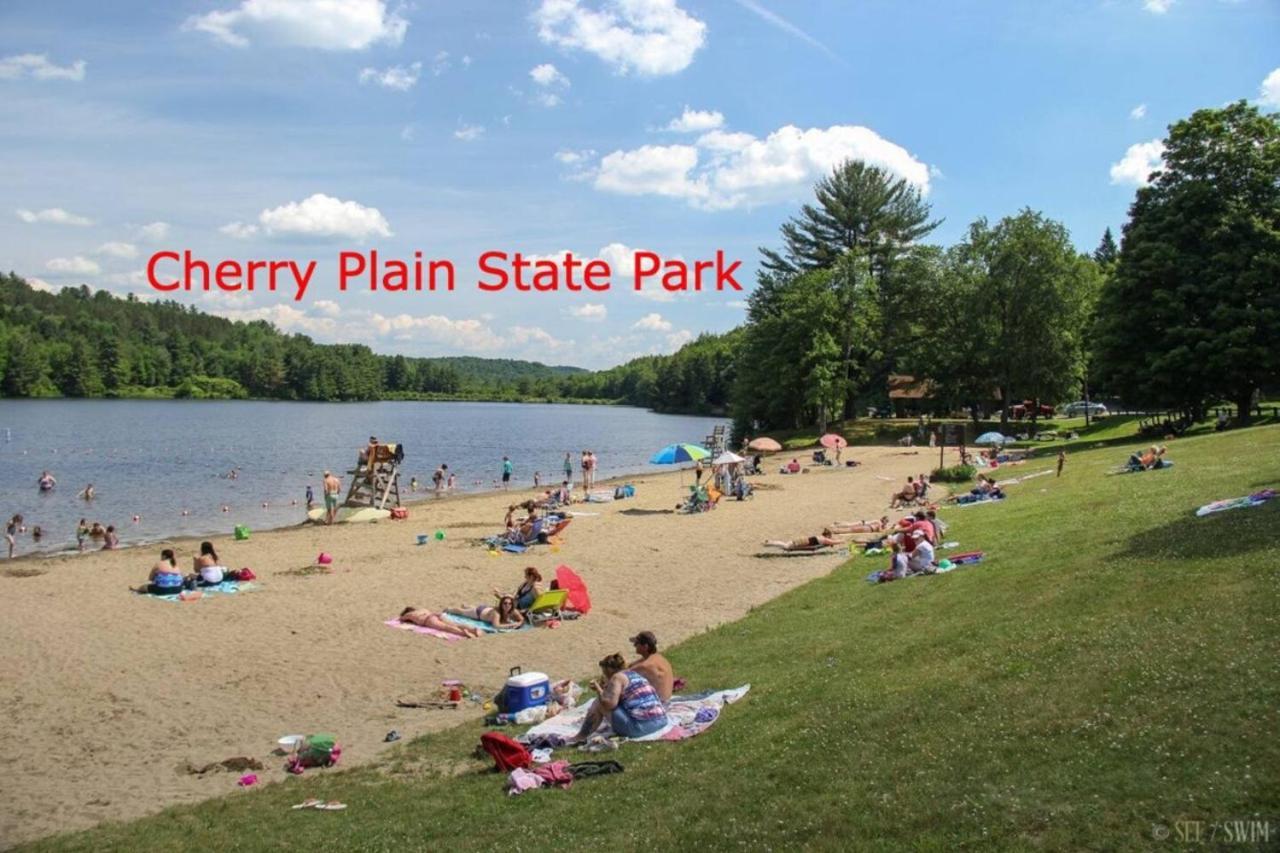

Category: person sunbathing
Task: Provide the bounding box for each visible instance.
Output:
[824,516,891,535]
[1128,445,1168,471]
[569,653,669,743]
[763,534,839,552]
[398,607,482,639]
[447,595,524,630]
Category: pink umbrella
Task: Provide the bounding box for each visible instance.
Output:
[747,437,782,452]
[819,433,848,449]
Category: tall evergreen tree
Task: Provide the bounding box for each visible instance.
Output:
[1093,227,1118,266]
[1094,102,1280,423]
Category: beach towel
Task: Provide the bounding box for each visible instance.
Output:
[140,580,258,602]
[953,494,1005,507]
[383,618,463,642]
[520,686,750,750]
[443,613,532,634]
[1195,489,1276,517]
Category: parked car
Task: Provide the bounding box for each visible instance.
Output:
[1061,401,1109,418]
[1010,401,1055,420]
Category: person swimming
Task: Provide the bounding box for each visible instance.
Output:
[38,471,56,492]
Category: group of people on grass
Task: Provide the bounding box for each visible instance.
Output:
[889,474,932,508]
[572,631,673,742]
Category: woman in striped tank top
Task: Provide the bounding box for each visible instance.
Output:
[572,653,669,741]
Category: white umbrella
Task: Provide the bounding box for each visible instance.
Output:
[713,451,745,465]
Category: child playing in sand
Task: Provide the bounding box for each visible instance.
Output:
[398,607,482,639]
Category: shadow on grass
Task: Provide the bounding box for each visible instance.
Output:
[1112,500,1279,561]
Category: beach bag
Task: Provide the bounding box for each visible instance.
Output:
[287,734,341,774]
[234,525,251,541]
[480,732,532,772]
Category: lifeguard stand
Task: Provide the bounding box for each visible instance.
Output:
[344,442,403,510]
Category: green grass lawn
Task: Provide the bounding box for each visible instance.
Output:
[26,427,1280,852]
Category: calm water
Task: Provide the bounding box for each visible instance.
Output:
[0,400,726,554]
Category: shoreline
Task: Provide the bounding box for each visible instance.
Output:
[2,463,704,563]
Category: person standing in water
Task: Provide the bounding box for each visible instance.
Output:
[563,452,573,486]
[6,514,23,558]
[76,518,90,551]
[501,456,513,490]
[305,484,315,509]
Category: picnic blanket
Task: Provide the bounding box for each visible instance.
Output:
[1195,489,1276,518]
[520,685,750,748]
[443,613,532,634]
[866,552,984,583]
[384,618,463,642]
[953,494,1005,507]
[139,580,258,602]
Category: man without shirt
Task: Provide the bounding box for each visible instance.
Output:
[628,630,673,704]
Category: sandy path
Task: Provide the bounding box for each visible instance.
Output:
[0,446,945,847]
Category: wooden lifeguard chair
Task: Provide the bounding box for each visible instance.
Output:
[344,442,403,510]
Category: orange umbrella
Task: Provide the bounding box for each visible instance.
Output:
[747,437,782,452]
[819,433,848,449]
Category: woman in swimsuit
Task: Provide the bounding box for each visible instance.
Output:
[447,595,524,630]
[192,541,225,585]
[763,534,839,552]
[139,549,185,595]
[494,567,542,611]
[398,607,481,639]
[824,516,891,535]
[102,525,119,550]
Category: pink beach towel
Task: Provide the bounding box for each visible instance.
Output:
[383,618,463,642]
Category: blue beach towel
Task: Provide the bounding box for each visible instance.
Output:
[140,580,259,602]
[442,613,532,634]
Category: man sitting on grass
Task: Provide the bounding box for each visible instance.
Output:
[628,630,673,704]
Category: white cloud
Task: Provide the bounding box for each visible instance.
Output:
[184,0,407,50]
[358,61,422,91]
[568,303,608,320]
[103,269,150,288]
[95,241,138,259]
[220,221,259,239]
[1143,0,1173,12]
[27,277,59,293]
[593,122,932,210]
[400,124,416,141]
[666,329,694,348]
[1259,68,1280,108]
[530,63,570,88]
[535,92,563,108]
[313,300,342,318]
[598,242,678,301]
[137,221,171,242]
[1109,139,1165,187]
[46,256,101,275]
[533,0,707,76]
[432,51,451,76]
[16,207,93,226]
[555,148,596,165]
[665,106,723,132]
[461,54,473,67]
[454,124,485,141]
[258,193,392,240]
[1130,103,1147,120]
[595,143,703,199]
[633,312,672,331]
[0,53,86,81]
[726,299,749,309]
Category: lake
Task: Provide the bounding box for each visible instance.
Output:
[0,400,727,555]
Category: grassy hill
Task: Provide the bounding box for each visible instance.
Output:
[25,426,1280,851]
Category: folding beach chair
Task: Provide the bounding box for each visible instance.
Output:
[526,588,570,624]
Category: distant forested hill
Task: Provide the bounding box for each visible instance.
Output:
[0,273,735,413]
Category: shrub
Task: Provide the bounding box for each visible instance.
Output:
[931,464,975,483]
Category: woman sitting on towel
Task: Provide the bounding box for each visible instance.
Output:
[763,534,839,552]
[570,652,669,742]
[398,607,482,639]
[139,548,185,595]
[494,566,542,611]
[824,516,891,535]
[447,595,524,630]
[191,541,225,586]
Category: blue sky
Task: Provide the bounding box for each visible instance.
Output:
[2,0,1277,368]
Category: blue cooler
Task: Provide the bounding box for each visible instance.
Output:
[504,668,550,713]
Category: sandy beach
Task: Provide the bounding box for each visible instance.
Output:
[0,446,947,848]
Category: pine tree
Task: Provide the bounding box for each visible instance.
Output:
[1093,227,1118,266]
